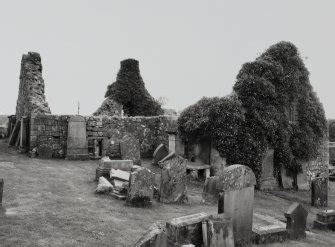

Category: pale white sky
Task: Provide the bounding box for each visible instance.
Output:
[0,1,334,117]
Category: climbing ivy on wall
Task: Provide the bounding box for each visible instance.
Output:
[178,41,327,189]
[105,59,163,116]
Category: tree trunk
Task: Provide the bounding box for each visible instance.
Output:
[292,173,298,190]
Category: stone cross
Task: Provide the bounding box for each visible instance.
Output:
[216,164,256,247]
[284,203,308,239]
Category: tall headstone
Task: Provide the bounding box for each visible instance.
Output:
[284,203,308,239]
[159,155,188,204]
[311,176,328,207]
[66,115,89,160]
[217,164,256,247]
[126,167,155,207]
[259,149,278,190]
[120,134,141,166]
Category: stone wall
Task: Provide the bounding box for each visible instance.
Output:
[15,52,51,120]
[29,114,175,158]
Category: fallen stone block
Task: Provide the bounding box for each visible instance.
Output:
[95,177,113,194]
[110,169,130,182]
[99,157,133,171]
[166,212,209,246]
[126,168,155,207]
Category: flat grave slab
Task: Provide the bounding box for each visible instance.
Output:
[252,213,288,245]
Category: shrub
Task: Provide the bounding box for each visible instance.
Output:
[105,59,163,116]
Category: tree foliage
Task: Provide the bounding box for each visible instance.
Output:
[178,42,327,187]
[105,59,163,116]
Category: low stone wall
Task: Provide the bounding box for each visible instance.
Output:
[29,114,175,158]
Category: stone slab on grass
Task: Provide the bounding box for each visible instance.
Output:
[252,213,288,244]
[110,169,130,182]
[166,212,209,246]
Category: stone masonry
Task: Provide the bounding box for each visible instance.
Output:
[15,52,51,120]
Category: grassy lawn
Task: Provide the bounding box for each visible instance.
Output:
[0,138,335,246]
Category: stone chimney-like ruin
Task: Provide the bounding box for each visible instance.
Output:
[15,52,51,119]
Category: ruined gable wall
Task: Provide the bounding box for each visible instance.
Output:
[29,114,176,158]
[15,52,51,120]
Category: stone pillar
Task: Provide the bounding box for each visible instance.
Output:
[217,164,256,247]
[311,176,328,207]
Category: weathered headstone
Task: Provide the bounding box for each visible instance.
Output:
[66,115,89,160]
[313,209,335,231]
[152,144,169,166]
[259,149,278,190]
[216,164,256,247]
[126,168,155,207]
[159,155,188,204]
[166,212,209,246]
[202,176,219,203]
[120,134,141,166]
[206,215,234,247]
[311,176,328,207]
[284,203,308,239]
[135,222,169,247]
[210,147,226,176]
[37,144,53,159]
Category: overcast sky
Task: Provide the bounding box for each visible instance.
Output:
[0,0,334,118]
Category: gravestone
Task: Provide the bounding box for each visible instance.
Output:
[284,203,308,239]
[159,155,188,204]
[259,149,278,190]
[210,147,226,176]
[66,115,89,160]
[202,176,219,203]
[152,144,169,166]
[206,215,234,247]
[126,168,155,207]
[313,209,335,231]
[166,212,209,246]
[311,176,328,207]
[120,134,141,166]
[216,164,256,247]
